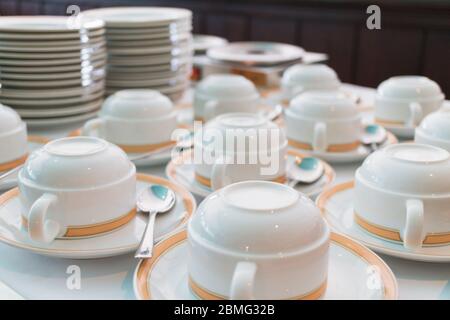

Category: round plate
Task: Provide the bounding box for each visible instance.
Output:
[107,67,189,81]
[0,89,104,107]
[106,82,188,96]
[193,34,228,54]
[108,50,192,66]
[0,36,105,48]
[0,74,106,88]
[0,16,103,33]
[24,110,99,128]
[0,68,105,82]
[0,28,105,41]
[15,99,102,118]
[105,21,191,35]
[166,149,335,199]
[0,136,49,192]
[106,74,188,88]
[289,131,398,164]
[133,230,398,300]
[108,43,191,56]
[0,174,195,259]
[316,181,450,263]
[107,34,191,48]
[0,40,105,53]
[207,42,304,66]
[106,30,191,41]
[0,58,106,74]
[0,50,105,66]
[0,45,105,59]
[83,7,192,28]
[0,80,104,99]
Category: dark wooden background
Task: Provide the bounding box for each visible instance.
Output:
[1,0,450,95]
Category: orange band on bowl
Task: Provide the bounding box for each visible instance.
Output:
[194,172,287,188]
[288,139,361,153]
[375,118,406,127]
[189,277,327,300]
[22,207,136,239]
[68,128,175,153]
[354,212,450,245]
[0,154,28,172]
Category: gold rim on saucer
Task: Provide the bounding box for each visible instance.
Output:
[166,148,335,192]
[0,135,49,172]
[375,118,408,128]
[134,230,398,300]
[0,173,195,253]
[68,128,176,153]
[317,181,450,246]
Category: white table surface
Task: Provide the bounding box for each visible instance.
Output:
[0,84,449,300]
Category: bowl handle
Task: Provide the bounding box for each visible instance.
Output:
[407,102,423,127]
[82,118,105,138]
[230,261,257,300]
[28,193,61,244]
[313,122,328,152]
[403,199,425,250]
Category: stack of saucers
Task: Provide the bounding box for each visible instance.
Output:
[0,16,107,127]
[83,7,193,101]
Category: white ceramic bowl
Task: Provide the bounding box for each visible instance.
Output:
[375,76,445,128]
[354,143,450,250]
[194,113,287,190]
[188,180,330,299]
[415,106,450,151]
[281,64,341,101]
[19,137,136,244]
[194,74,260,121]
[285,90,362,152]
[0,104,28,165]
[82,89,177,149]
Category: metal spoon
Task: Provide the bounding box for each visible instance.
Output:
[135,184,176,259]
[261,104,283,122]
[287,157,325,188]
[0,164,23,182]
[360,124,387,152]
[128,132,194,162]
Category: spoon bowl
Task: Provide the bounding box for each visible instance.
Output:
[287,156,324,187]
[135,184,176,259]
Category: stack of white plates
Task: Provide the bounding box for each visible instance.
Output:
[0,16,107,127]
[83,7,193,101]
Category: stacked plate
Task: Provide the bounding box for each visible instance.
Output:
[83,7,193,101]
[0,16,107,127]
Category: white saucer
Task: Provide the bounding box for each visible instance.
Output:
[166,149,335,199]
[0,173,196,259]
[15,99,102,118]
[289,131,398,164]
[316,181,450,263]
[133,230,398,300]
[0,136,49,192]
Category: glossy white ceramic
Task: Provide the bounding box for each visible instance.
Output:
[193,74,260,121]
[415,106,450,151]
[0,105,28,164]
[18,137,136,244]
[188,181,330,299]
[354,143,450,250]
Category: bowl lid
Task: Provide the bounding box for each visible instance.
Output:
[0,104,24,135]
[21,137,135,189]
[282,64,341,89]
[376,76,444,101]
[188,181,329,254]
[196,74,259,100]
[358,143,450,195]
[101,89,174,119]
[289,90,358,120]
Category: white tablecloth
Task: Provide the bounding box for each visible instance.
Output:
[0,84,449,300]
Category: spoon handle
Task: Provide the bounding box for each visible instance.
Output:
[0,165,23,182]
[135,210,157,259]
